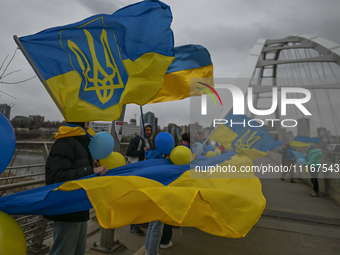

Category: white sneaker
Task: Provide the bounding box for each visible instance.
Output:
[160,241,173,249]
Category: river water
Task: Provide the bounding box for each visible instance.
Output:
[6,150,46,177]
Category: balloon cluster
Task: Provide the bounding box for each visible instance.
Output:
[89,132,126,170]
[155,132,192,165]
[154,133,225,164]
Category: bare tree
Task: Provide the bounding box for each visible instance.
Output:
[0,48,36,99]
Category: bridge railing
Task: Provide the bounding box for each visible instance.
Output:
[0,141,130,254]
[0,141,51,254]
[0,142,100,254]
[268,150,340,204]
[322,150,340,164]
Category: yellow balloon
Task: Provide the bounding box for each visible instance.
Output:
[215,149,221,155]
[99,152,126,170]
[0,211,27,255]
[206,151,216,158]
[170,146,192,165]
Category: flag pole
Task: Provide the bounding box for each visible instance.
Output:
[140,106,146,138]
[13,35,65,117]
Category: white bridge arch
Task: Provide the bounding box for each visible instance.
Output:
[239,34,340,143]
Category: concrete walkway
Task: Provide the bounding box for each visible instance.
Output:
[85,156,340,255]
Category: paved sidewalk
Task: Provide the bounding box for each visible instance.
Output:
[85,156,340,255]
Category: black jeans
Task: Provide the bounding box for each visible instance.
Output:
[311,178,319,193]
[160,224,172,245]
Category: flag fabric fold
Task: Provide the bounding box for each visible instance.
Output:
[16,0,174,121]
[0,153,265,238]
[147,44,214,104]
[210,111,283,159]
[289,136,321,147]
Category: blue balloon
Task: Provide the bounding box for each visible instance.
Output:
[89,132,114,160]
[0,113,16,174]
[204,145,215,153]
[155,132,175,155]
[191,142,203,156]
[297,158,305,165]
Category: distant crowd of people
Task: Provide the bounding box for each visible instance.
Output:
[279,143,323,197]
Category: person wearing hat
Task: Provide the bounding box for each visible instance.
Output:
[305,144,323,197]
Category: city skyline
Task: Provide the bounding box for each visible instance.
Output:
[5,103,339,144]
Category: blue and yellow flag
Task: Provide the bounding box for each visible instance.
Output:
[17,0,174,122]
[148,44,213,104]
[210,111,283,159]
[290,136,321,147]
[0,153,265,238]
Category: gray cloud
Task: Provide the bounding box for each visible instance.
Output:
[1,0,340,129]
[74,0,124,14]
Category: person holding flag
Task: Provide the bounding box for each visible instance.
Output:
[44,122,107,255]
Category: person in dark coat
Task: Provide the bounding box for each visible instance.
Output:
[44,122,107,255]
[181,133,190,148]
[305,144,323,197]
[126,123,152,162]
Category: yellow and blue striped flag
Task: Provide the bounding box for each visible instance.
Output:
[16,0,174,121]
[290,136,321,147]
[210,111,283,159]
[148,44,213,104]
[0,153,265,238]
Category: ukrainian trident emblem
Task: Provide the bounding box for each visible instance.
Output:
[60,17,128,109]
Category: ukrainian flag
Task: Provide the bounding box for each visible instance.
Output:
[210,111,283,159]
[290,136,321,147]
[16,0,174,122]
[148,44,214,104]
[0,153,265,238]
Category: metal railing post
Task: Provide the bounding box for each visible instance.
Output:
[27,218,50,255]
[41,142,50,162]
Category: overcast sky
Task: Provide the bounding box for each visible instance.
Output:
[1,0,340,129]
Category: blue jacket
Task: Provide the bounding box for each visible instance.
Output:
[145,149,164,160]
